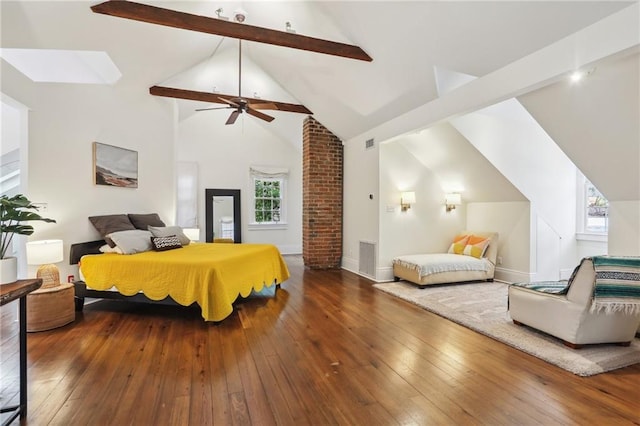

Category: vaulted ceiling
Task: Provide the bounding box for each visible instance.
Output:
[1,1,634,140]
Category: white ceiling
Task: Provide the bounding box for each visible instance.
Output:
[0,1,634,140]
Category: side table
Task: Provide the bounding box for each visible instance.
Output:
[26,283,75,332]
[0,278,42,425]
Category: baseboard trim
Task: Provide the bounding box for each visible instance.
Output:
[341,256,378,281]
[277,244,302,255]
[495,267,534,284]
[376,266,394,282]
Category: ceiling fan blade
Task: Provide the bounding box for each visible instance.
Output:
[195,106,232,112]
[248,102,277,110]
[92,1,372,62]
[150,86,312,115]
[226,110,241,125]
[248,100,312,114]
[218,97,238,107]
[246,107,275,123]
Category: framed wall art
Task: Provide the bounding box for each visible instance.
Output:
[93,142,138,188]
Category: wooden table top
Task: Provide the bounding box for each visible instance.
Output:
[0,279,43,306]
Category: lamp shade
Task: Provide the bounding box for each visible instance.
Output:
[445,193,462,206]
[26,239,63,265]
[401,191,416,204]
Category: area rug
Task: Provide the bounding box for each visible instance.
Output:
[373,281,640,376]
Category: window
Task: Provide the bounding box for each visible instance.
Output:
[250,166,288,227]
[585,181,608,233]
[254,178,283,223]
[576,172,608,239]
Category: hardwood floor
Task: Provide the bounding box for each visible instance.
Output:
[1,255,639,425]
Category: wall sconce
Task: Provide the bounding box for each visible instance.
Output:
[400,191,416,212]
[26,239,63,288]
[445,193,462,212]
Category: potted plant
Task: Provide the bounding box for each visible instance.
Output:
[1,194,56,284]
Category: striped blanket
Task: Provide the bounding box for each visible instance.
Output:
[591,256,640,315]
[511,281,570,294]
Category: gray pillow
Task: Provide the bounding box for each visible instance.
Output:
[89,214,136,247]
[128,213,166,230]
[106,230,153,254]
[148,225,190,246]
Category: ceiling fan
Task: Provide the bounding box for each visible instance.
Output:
[149,40,313,125]
[91,1,372,62]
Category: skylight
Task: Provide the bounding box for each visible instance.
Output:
[0,48,121,85]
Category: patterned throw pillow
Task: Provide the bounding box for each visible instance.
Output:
[447,234,470,255]
[463,235,490,259]
[148,225,190,246]
[151,235,183,252]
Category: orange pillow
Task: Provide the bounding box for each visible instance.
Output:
[448,234,470,255]
[463,235,490,258]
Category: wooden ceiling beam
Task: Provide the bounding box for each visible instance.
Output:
[92,1,372,62]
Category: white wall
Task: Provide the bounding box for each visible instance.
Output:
[519,52,640,202]
[450,104,578,275]
[576,239,608,261]
[176,110,303,254]
[608,201,640,256]
[395,123,526,203]
[342,136,379,275]
[519,52,640,258]
[467,202,531,282]
[1,100,21,155]
[2,63,176,281]
[377,141,465,281]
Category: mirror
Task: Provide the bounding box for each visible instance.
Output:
[205,189,241,243]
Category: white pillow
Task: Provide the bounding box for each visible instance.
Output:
[106,230,153,254]
[99,244,123,254]
[148,225,190,246]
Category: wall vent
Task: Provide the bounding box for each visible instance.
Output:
[359,241,376,278]
[365,138,375,150]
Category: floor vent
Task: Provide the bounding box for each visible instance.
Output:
[359,241,376,278]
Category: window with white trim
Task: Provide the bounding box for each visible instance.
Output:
[250,166,288,227]
[577,172,608,237]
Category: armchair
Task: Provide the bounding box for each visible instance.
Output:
[508,256,640,348]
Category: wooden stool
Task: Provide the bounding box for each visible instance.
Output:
[26,282,75,332]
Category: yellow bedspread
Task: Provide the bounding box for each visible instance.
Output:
[79,243,290,321]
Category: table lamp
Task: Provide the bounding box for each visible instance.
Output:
[26,239,63,289]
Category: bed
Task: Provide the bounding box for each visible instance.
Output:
[392,231,498,288]
[70,240,290,322]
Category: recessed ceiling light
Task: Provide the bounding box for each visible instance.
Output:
[570,71,585,82]
[569,68,595,83]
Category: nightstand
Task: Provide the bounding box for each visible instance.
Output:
[26,282,75,332]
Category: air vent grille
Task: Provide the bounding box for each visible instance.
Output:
[359,241,376,278]
[365,138,374,149]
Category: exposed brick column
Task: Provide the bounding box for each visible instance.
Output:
[302,116,343,269]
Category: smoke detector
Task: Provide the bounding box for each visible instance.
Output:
[233,8,247,23]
